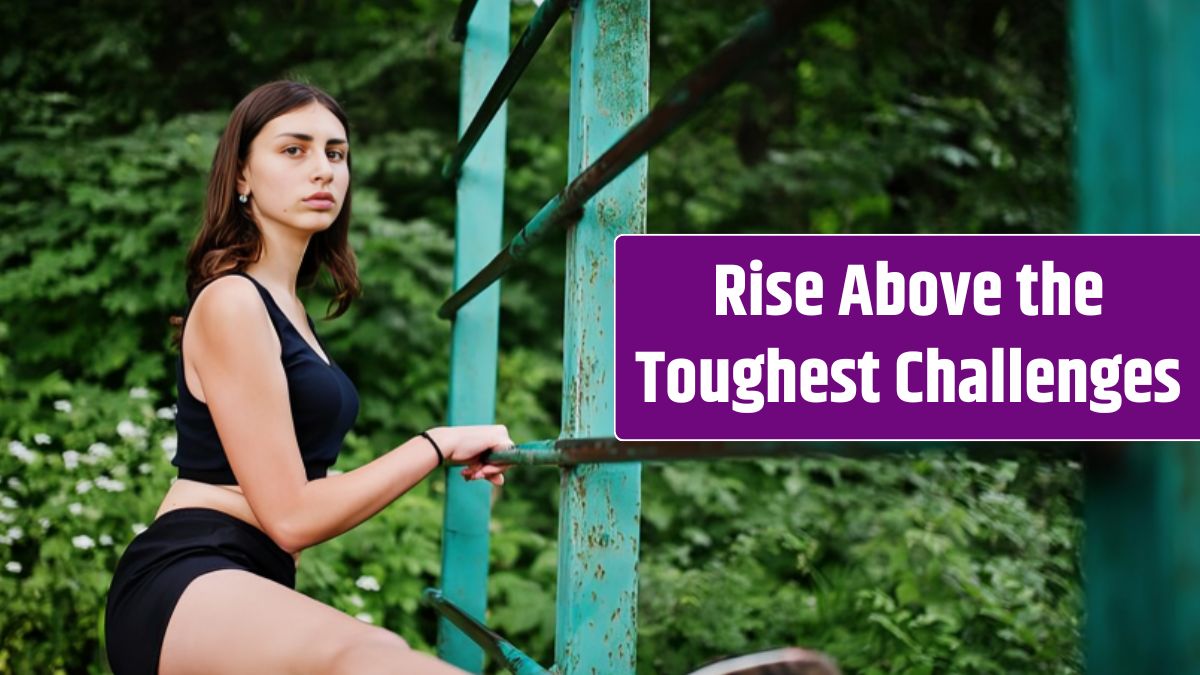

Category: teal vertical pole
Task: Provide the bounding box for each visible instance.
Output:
[439,1,509,671]
[1074,1,1200,673]
[555,1,649,673]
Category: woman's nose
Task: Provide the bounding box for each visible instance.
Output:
[311,154,334,182]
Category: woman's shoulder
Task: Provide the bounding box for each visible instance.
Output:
[187,274,273,340]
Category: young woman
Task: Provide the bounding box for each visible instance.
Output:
[104,81,511,675]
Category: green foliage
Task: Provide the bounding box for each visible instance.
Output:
[0,0,1080,673]
[637,457,1081,674]
[0,375,177,673]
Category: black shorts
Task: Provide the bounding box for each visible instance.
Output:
[104,507,296,675]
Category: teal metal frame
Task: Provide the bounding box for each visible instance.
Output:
[555,1,649,672]
[1074,1,1200,673]
[429,0,1199,673]
[438,0,508,671]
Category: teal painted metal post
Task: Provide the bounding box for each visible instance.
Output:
[439,0,509,671]
[556,1,649,673]
[1074,1,1200,673]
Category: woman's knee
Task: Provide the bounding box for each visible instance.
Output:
[324,627,410,674]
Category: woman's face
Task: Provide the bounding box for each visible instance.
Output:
[237,101,350,238]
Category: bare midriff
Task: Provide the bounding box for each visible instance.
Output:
[155,479,301,567]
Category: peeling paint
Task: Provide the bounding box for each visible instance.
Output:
[556,6,647,671]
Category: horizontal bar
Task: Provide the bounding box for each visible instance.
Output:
[484,437,1093,466]
[444,0,572,180]
[423,588,553,675]
[449,0,480,43]
[439,0,838,319]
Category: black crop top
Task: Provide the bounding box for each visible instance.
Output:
[172,271,359,484]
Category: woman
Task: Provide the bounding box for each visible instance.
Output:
[105,80,510,675]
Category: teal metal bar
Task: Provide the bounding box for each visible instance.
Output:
[554,1,648,673]
[423,589,553,675]
[438,0,508,671]
[437,0,837,320]
[444,0,572,180]
[1074,0,1200,672]
[483,438,1086,466]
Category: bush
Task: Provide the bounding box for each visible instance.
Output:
[0,375,176,673]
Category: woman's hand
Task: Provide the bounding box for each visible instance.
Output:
[424,425,513,486]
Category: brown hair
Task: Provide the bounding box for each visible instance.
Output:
[177,80,360,332]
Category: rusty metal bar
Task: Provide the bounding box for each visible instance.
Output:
[552,0,651,670]
[438,0,838,320]
[423,589,553,675]
[444,0,572,180]
[438,194,574,319]
[449,0,480,42]
[484,437,1088,466]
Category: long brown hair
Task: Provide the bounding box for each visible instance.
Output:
[181,80,360,323]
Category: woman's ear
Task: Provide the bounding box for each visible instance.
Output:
[236,163,250,198]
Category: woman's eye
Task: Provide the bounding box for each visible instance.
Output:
[327,150,345,161]
[284,146,303,156]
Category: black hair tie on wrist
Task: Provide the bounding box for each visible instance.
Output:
[420,431,444,467]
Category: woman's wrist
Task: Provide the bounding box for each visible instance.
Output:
[419,429,445,467]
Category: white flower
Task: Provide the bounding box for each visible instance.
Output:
[116,420,147,440]
[348,594,364,608]
[156,406,176,421]
[0,512,12,524]
[53,399,73,413]
[161,434,177,459]
[7,441,35,464]
[4,561,20,573]
[68,503,83,516]
[95,476,126,493]
[138,463,151,474]
[71,535,96,550]
[38,518,49,530]
[87,443,112,459]
[6,527,22,541]
[0,496,15,509]
[75,480,93,494]
[6,477,23,490]
[99,534,113,546]
[62,450,80,470]
[33,433,51,446]
[355,575,381,592]
[131,523,147,535]
[355,612,374,624]
[0,535,8,545]
[129,386,150,399]
[328,469,344,476]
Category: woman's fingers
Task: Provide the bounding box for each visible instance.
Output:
[460,461,511,482]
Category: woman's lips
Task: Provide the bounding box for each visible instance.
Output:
[303,198,335,210]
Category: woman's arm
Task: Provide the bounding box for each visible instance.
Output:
[188,277,511,553]
[262,427,506,552]
[262,427,506,550]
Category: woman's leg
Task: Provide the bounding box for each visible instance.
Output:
[159,569,465,675]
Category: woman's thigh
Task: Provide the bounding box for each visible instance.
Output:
[159,569,459,675]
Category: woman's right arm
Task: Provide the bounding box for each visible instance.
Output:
[189,277,511,553]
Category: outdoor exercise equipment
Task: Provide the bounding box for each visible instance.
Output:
[428,1,1200,673]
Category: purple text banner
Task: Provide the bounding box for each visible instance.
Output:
[614,234,1200,440]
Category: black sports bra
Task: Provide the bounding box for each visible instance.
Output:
[171,271,359,484]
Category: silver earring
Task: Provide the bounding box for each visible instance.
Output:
[238,193,249,204]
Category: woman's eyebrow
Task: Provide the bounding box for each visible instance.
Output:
[274,132,348,145]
